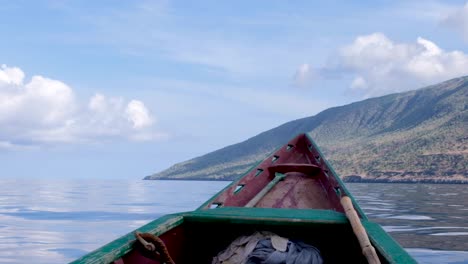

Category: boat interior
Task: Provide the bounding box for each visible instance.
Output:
[118,210,389,264]
[113,134,384,263]
[73,133,413,264]
[199,134,355,216]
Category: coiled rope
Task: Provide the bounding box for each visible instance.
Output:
[135,231,175,264]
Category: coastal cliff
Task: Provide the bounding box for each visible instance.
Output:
[146,76,468,183]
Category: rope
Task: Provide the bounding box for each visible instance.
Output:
[135,231,176,264]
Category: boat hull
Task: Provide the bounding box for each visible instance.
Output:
[72,208,415,263]
[70,133,416,264]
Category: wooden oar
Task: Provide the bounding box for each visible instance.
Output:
[341,196,381,264]
[245,173,286,207]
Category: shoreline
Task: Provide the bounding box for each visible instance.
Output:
[144,177,468,184]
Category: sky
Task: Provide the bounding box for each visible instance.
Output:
[1,0,467,179]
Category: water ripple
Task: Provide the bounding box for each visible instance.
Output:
[1,180,467,263]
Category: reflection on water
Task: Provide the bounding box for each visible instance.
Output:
[348,183,468,255]
[0,179,228,264]
[407,248,468,264]
[350,184,468,264]
[0,180,467,263]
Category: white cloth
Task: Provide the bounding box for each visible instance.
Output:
[212,231,289,264]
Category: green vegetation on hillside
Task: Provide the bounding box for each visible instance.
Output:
[145,77,468,183]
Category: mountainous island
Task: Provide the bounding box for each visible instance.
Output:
[145,76,467,183]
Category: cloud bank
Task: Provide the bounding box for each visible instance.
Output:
[0,64,161,149]
[312,33,468,97]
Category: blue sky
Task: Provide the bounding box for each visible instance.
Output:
[1,0,467,179]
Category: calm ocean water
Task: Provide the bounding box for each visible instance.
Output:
[0,179,467,264]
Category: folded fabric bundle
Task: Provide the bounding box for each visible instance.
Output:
[212,231,323,264]
[246,237,323,264]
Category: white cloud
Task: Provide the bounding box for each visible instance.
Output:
[329,33,468,97]
[0,67,75,127]
[0,64,24,85]
[383,1,459,22]
[25,75,76,124]
[0,65,161,149]
[350,76,367,90]
[293,63,314,88]
[125,100,153,129]
[442,3,468,41]
[0,140,35,150]
[59,1,315,80]
[88,93,107,112]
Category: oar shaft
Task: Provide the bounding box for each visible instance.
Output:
[341,196,381,264]
[245,173,285,207]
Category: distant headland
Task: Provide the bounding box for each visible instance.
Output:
[145,76,468,184]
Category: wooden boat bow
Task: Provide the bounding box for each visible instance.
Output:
[70,133,417,264]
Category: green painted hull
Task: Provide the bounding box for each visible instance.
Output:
[71,133,417,264]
